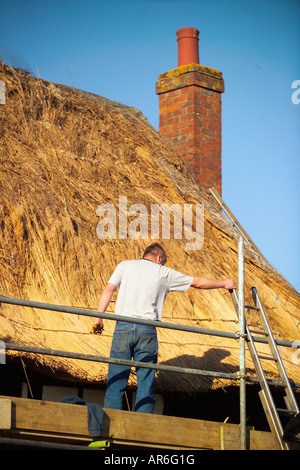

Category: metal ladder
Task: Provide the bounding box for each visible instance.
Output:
[231,287,299,450]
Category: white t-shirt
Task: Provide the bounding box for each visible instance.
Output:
[108,259,193,321]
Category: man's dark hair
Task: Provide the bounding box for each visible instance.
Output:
[142,243,167,265]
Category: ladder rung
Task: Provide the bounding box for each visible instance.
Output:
[266,380,287,388]
[248,329,268,336]
[258,354,277,361]
[277,408,296,416]
[245,305,260,311]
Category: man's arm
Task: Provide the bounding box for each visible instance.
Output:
[191,277,237,290]
[97,283,116,316]
[91,283,116,334]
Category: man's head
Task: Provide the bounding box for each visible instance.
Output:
[142,243,167,266]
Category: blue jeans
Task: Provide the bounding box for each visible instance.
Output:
[104,322,158,413]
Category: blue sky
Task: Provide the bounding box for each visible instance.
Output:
[1,0,299,292]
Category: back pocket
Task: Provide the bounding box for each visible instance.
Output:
[111,330,129,353]
[139,332,158,354]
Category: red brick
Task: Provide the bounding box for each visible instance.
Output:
[173,94,187,104]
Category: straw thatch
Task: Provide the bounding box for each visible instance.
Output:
[0,63,299,393]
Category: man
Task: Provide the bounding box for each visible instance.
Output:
[91,243,237,413]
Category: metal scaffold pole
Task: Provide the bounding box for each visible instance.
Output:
[238,235,246,450]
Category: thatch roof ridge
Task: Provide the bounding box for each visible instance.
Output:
[0,63,299,394]
[45,79,152,127]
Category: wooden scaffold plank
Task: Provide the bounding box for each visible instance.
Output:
[0,396,281,450]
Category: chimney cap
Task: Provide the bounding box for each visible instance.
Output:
[176,27,199,39]
[176,27,200,67]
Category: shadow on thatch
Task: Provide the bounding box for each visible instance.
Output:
[156,349,239,393]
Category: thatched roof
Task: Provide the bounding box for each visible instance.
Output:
[0,63,299,393]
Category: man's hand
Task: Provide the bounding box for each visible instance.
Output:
[90,319,104,335]
[223,279,237,290]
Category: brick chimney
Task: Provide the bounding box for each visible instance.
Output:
[156,28,224,194]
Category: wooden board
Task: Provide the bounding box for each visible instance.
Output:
[0,399,11,430]
[0,396,281,450]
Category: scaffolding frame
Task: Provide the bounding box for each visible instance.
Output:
[0,189,299,449]
[0,293,298,449]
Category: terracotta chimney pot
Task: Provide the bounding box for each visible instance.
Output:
[176,27,199,66]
